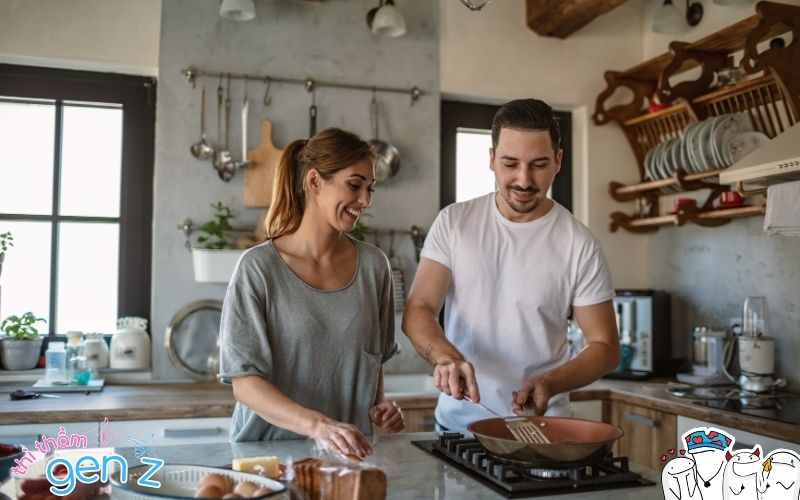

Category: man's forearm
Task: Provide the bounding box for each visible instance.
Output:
[540,341,619,396]
[402,302,463,365]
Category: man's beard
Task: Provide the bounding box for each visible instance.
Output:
[503,187,540,214]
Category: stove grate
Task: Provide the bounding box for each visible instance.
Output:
[411,432,655,498]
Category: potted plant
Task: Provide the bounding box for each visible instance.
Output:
[191,202,243,283]
[1,312,45,370]
[348,212,371,242]
[0,231,13,280]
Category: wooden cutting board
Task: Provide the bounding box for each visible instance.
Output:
[244,118,283,207]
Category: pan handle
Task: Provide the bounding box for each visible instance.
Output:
[309,104,317,137]
[623,412,660,428]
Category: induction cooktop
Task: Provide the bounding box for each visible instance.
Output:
[693,395,800,425]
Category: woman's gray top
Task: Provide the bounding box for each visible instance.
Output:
[219,237,397,441]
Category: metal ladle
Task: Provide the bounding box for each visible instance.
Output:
[190,76,215,160]
[213,74,235,181]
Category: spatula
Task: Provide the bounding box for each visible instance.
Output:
[465,396,550,444]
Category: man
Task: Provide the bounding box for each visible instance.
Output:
[402,98,620,433]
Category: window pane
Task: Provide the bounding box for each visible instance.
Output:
[60,104,123,217]
[456,129,495,203]
[56,222,118,333]
[0,100,55,215]
[0,221,52,330]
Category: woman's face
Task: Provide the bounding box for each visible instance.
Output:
[309,159,375,233]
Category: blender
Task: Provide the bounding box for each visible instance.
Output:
[737,296,782,392]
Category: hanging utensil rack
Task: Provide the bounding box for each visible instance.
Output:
[178,219,427,260]
[181,67,424,105]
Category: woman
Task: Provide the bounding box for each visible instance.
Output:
[219,128,403,457]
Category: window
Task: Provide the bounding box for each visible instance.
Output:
[0,65,155,336]
[440,100,573,210]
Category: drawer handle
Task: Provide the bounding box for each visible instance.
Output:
[421,418,436,427]
[163,427,222,438]
[623,412,660,428]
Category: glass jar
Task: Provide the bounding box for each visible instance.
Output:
[83,332,109,379]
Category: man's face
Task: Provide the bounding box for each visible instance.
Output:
[490,128,562,222]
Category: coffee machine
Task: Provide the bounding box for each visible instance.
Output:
[606,289,672,379]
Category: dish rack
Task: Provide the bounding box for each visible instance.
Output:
[593,1,800,233]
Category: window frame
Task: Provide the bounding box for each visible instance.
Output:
[0,64,155,336]
[440,99,573,211]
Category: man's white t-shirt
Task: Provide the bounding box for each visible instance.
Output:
[420,193,615,433]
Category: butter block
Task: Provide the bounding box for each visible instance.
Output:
[232,456,280,478]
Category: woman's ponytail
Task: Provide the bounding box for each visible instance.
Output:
[265,128,373,239]
[266,139,307,238]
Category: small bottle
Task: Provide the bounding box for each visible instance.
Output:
[65,331,84,383]
[44,342,67,385]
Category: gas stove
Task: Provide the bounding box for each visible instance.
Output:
[411,432,654,498]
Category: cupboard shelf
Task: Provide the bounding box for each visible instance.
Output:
[610,204,766,233]
[594,1,800,233]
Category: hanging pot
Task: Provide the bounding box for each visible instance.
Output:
[369,94,400,182]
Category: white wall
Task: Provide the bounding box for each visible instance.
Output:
[440,0,650,289]
[0,0,161,75]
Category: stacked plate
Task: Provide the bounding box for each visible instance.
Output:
[643,113,769,181]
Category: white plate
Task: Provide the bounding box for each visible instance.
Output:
[656,140,671,179]
[110,464,286,499]
[725,131,770,164]
[682,122,701,173]
[649,142,666,180]
[707,115,726,168]
[644,146,657,181]
[697,118,717,171]
[669,136,682,175]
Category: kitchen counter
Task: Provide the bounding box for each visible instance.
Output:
[570,379,800,443]
[1,378,798,443]
[104,432,661,499]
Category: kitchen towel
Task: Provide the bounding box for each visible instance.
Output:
[763,179,800,236]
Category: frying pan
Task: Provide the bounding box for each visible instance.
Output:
[467,416,624,467]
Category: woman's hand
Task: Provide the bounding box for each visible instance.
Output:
[309,418,373,458]
[369,401,404,433]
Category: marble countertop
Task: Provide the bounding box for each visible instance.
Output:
[102,432,661,500]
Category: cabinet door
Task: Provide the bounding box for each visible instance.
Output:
[0,422,99,450]
[403,408,435,433]
[99,417,231,448]
[570,400,603,421]
[607,401,676,470]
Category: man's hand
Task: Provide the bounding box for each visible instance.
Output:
[433,359,480,402]
[369,401,405,433]
[512,376,553,416]
[310,418,373,458]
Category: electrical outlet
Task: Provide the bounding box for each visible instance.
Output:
[729,317,742,334]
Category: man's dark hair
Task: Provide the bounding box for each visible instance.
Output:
[491,98,561,152]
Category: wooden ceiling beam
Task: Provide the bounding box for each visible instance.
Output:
[525,0,630,39]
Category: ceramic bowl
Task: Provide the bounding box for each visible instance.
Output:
[0,444,24,484]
